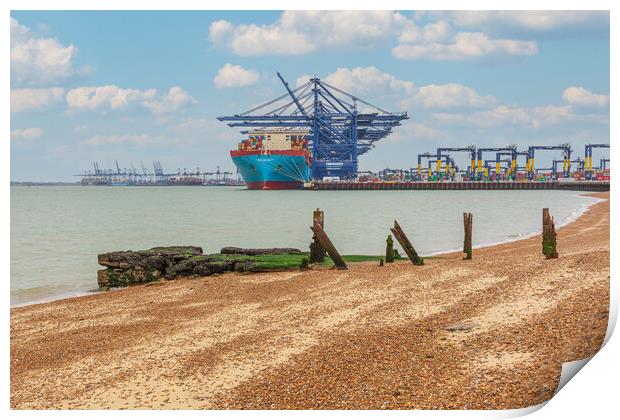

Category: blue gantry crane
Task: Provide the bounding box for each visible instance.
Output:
[526,144,572,180]
[218,73,409,180]
[436,146,477,179]
[584,143,610,179]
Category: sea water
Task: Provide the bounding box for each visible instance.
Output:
[10,186,601,307]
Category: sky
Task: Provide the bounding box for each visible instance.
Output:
[10,10,610,181]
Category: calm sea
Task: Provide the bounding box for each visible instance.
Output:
[10,186,600,307]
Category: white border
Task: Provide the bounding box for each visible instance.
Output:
[4,1,617,418]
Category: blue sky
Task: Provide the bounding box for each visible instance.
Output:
[10,10,610,181]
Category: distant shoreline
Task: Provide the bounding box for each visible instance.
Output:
[11,181,81,186]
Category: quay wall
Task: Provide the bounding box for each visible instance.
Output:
[311,181,610,192]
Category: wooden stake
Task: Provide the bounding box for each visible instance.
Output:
[463,212,473,260]
[310,219,347,269]
[386,234,394,263]
[390,220,424,265]
[309,208,326,263]
[542,208,550,254]
[542,208,558,259]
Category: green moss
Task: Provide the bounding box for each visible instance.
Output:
[197,253,401,272]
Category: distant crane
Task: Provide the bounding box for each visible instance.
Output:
[584,143,610,179]
[476,146,517,179]
[436,146,476,178]
[527,144,572,180]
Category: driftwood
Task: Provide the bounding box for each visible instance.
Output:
[309,208,326,263]
[310,219,347,269]
[463,212,473,260]
[390,220,424,265]
[542,208,558,259]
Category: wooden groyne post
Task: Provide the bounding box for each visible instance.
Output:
[390,220,424,265]
[463,212,473,260]
[309,208,326,263]
[310,218,347,269]
[542,208,558,259]
[385,234,395,263]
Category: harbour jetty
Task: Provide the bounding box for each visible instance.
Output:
[311,180,610,191]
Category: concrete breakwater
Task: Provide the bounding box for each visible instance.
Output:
[97,246,302,289]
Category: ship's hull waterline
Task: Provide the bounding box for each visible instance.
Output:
[231,150,311,190]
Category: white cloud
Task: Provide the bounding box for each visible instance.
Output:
[388,121,445,144]
[435,11,608,35]
[81,134,153,146]
[433,103,607,129]
[209,10,601,64]
[562,86,609,107]
[10,17,90,86]
[297,67,492,112]
[213,64,259,89]
[11,127,44,141]
[143,86,196,114]
[174,118,216,133]
[434,105,532,127]
[209,11,405,56]
[66,85,194,114]
[298,67,415,98]
[413,83,495,109]
[10,87,65,112]
[530,105,578,128]
[66,85,156,112]
[393,30,538,61]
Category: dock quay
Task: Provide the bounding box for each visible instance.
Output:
[311,180,610,192]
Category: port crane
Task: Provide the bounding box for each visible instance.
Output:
[552,158,584,179]
[526,144,572,180]
[417,153,458,179]
[218,72,408,180]
[497,150,529,175]
[484,158,512,178]
[436,146,476,178]
[476,146,517,179]
[584,144,610,179]
[600,158,610,171]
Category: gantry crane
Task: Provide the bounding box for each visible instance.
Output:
[552,158,585,179]
[484,158,512,179]
[476,146,517,179]
[600,158,610,171]
[584,144,610,179]
[436,146,476,179]
[526,144,572,180]
[417,153,457,179]
[218,72,408,180]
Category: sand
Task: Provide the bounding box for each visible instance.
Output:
[10,192,610,410]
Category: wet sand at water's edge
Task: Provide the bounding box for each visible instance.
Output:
[11,192,610,409]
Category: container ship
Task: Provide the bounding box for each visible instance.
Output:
[230,130,312,190]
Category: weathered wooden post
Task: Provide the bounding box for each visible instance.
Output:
[386,234,394,263]
[309,208,326,263]
[310,219,347,269]
[542,208,558,259]
[390,220,424,265]
[463,212,473,260]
